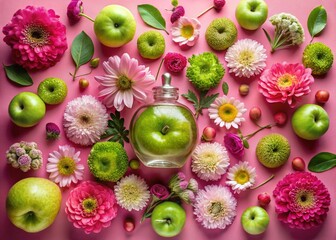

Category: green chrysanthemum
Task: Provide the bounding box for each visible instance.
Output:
[302,42,333,75]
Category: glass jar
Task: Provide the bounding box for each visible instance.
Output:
[130,73,198,168]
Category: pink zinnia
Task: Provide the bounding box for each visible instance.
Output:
[65,181,118,234]
[258,62,314,108]
[2,6,67,70]
[95,53,155,111]
[273,172,330,230]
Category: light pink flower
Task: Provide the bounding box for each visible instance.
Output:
[65,181,118,234]
[95,53,155,111]
[273,172,330,230]
[2,6,67,70]
[171,17,201,47]
[258,62,314,108]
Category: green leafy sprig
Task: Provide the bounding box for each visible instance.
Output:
[3,64,33,86]
[138,4,169,35]
[307,5,327,43]
[101,111,129,146]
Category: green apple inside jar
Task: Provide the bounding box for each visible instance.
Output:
[130,73,198,168]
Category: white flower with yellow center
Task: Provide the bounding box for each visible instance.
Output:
[208,96,247,129]
[226,161,256,194]
[171,16,201,47]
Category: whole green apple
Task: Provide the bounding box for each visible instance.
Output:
[151,201,186,237]
[8,92,46,127]
[235,0,268,30]
[241,206,270,235]
[291,104,329,140]
[94,5,136,47]
[6,177,62,233]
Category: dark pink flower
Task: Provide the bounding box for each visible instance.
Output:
[150,184,170,200]
[46,122,60,140]
[164,52,187,73]
[170,6,185,23]
[214,0,226,10]
[224,133,244,159]
[67,0,83,24]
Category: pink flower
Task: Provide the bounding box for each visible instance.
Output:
[65,181,118,234]
[214,0,226,10]
[150,184,170,200]
[95,53,155,111]
[170,6,185,23]
[2,6,67,70]
[67,0,83,24]
[171,17,201,48]
[224,133,244,159]
[258,62,314,108]
[273,172,330,230]
[164,52,187,73]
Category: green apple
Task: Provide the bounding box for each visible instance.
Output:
[37,77,68,105]
[291,104,329,140]
[151,201,186,237]
[94,5,136,47]
[235,0,268,30]
[137,30,166,60]
[8,92,46,127]
[6,177,62,233]
[241,206,270,235]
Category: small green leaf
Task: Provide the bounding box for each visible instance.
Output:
[243,139,249,149]
[71,31,94,67]
[308,152,336,172]
[222,82,229,95]
[308,5,327,38]
[262,28,272,44]
[199,93,219,109]
[138,4,169,34]
[3,64,33,86]
[182,90,199,108]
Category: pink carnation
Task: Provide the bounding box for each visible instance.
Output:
[164,52,187,73]
[258,62,314,108]
[65,181,118,234]
[2,6,67,70]
[273,172,330,230]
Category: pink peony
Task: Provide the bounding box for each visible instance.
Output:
[224,133,244,159]
[67,0,83,24]
[164,52,187,73]
[150,184,170,200]
[273,172,330,230]
[2,6,67,70]
[258,62,314,108]
[65,181,118,234]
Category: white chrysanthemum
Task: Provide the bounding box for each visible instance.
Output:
[225,39,267,78]
[63,95,108,146]
[191,142,230,181]
[226,161,256,194]
[46,145,84,187]
[208,96,247,129]
[193,185,237,229]
[114,174,150,211]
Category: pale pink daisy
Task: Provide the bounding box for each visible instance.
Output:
[171,16,201,47]
[46,145,84,188]
[226,161,256,194]
[95,53,155,111]
[258,62,314,108]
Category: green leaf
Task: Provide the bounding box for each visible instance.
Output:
[222,82,229,95]
[243,139,250,149]
[308,5,327,38]
[3,64,33,86]
[137,4,168,34]
[182,90,199,108]
[262,28,272,44]
[71,31,94,67]
[101,111,129,146]
[308,152,336,172]
[199,93,219,109]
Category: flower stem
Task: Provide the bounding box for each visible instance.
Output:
[250,174,275,190]
[155,58,165,81]
[197,6,214,18]
[164,29,170,35]
[69,69,93,78]
[71,67,79,81]
[79,13,95,22]
[244,124,274,140]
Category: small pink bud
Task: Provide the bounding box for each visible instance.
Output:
[202,126,216,142]
[258,192,271,207]
[214,0,226,10]
[273,112,287,126]
[292,157,305,171]
[124,218,135,232]
[249,107,262,121]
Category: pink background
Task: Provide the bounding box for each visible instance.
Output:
[1,0,335,239]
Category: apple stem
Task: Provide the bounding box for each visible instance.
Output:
[79,13,95,22]
[161,125,170,135]
[250,174,275,190]
[197,6,214,18]
[155,58,165,81]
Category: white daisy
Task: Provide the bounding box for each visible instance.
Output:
[171,16,201,47]
[191,142,230,181]
[226,161,256,194]
[208,96,247,129]
[114,174,150,211]
[225,39,267,78]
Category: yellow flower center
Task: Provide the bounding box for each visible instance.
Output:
[238,50,255,66]
[82,197,97,215]
[277,73,297,89]
[218,103,238,122]
[121,184,141,202]
[57,157,76,176]
[207,201,227,220]
[295,190,315,209]
[117,75,133,90]
[198,152,219,172]
[23,24,49,47]
[181,24,194,39]
[234,170,250,184]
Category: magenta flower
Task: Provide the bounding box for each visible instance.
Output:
[170,6,185,23]
[67,0,83,24]
[273,172,330,230]
[164,52,187,73]
[224,133,245,159]
[46,122,60,140]
[2,6,67,70]
[150,184,170,200]
[258,62,314,108]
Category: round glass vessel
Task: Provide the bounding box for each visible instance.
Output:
[130,73,198,168]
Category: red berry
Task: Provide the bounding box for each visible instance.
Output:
[202,126,216,142]
[258,192,271,207]
[292,157,305,171]
[249,107,262,121]
[214,0,226,10]
[273,112,287,126]
[124,218,135,232]
[315,90,329,104]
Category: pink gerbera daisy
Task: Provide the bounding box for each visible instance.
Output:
[65,181,118,234]
[95,53,155,111]
[258,62,314,108]
[171,16,201,47]
[2,6,67,70]
[273,172,331,230]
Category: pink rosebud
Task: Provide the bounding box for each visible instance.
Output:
[179,180,189,190]
[46,122,61,140]
[214,0,226,10]
[67,0,83,24]
[224,133,245,159]
[150,184,170,200]
[202,126,216,142]
[170,6,185,23]
[164,52,187,73]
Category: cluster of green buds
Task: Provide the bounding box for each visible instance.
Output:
[6,141,43,172]
[168,172,198,204]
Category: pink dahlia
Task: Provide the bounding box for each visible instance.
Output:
[95,53,155,111]
[258,62,314,108]
[2,6,67,70]
[273,172,330,230]
[164,52,187,73]
[65,181,118,234]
